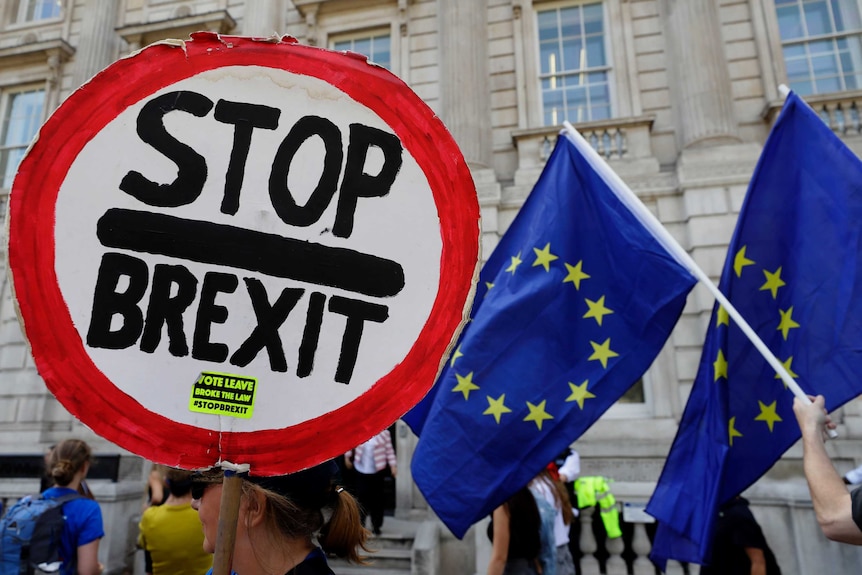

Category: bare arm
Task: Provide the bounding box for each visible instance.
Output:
[76,539,102,575]
[487,505,510,575]
[744,547,766,575]
[793,395,862,544]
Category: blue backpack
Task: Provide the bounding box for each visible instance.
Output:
[0,493,80,575]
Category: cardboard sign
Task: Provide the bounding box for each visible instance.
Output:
[8,34,480,475]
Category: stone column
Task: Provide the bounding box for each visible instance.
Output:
[72,0,121,89]
[242,0,285,37]
[437,0,491,168]
[663,0,738,148]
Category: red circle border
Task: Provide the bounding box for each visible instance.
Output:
[8,34,479,475]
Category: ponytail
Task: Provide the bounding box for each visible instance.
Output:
[319,488,371,564]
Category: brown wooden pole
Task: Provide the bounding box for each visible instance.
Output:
[212,470,244,575]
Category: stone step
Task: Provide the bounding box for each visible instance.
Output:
[330,546,412,571]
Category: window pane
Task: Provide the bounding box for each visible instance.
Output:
[777,5,805,39]
[353,38,371,57]
[803,1,833,35]
[816,74,842,91]
[790,78,814,94]
[541,41,562,75]
[1,89,45,188]
[811,52,840,75]
[559,7,581,39]
[23,0,60,22]
[832,0,862,30]
[582,3,604,35]
[537,11,559,42]
[585,34,606,67]
[562,38,583,71]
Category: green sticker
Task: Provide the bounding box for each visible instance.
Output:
[189,371,257,419]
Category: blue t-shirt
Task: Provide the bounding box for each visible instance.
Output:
[41,487,104,575]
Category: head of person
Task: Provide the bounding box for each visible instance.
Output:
[191,460,369,566]
[48,439,93,488]
[165,467,194,498]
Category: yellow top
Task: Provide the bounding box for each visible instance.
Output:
[138,502,213,575]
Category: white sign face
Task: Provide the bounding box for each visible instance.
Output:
[54,66,441,430]
[9,35,479,473]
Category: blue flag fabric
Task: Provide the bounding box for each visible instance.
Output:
[406,132,696,538]
[646,91,862,569]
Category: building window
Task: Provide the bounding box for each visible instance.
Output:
[775,0,862,95]
[332,32,392,71]
[537,2,611,125]
[0,88,45,189]
[15,0,62,23]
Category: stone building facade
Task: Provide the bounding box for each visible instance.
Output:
[2,0,862,573]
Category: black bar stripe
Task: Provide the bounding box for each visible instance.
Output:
[96,208,405,298]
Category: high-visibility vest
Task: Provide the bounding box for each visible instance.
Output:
[574,476,622,538]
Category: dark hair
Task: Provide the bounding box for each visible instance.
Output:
[48,439,93,487]
[165,468,194,497]
[214,461,370,564]
[504,487,541,561]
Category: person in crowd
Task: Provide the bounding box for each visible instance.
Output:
[843,462,862,486]
[343,429,397,535]
[554,448,581,571]
[191,459,369,575]
[138,467,213,575]
[143,463,169,509]
[43,438,104,575]
[487,486,543,575]
[701,496,781,575]
[531,467,576,575]
[792,395,862,544]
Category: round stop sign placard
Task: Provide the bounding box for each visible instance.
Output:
[9,34,479,475]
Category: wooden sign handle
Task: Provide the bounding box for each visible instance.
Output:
[212,470,244,575]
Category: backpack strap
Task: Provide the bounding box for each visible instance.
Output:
[39,492,82,506]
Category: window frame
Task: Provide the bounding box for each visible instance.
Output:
[14,0,63,25]
[774,0,862,95]
[0,85,46,191]
[329,28,394,71]
[516,0,640,130]
[536,1,614,125]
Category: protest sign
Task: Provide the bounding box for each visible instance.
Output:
[8,33,479,475]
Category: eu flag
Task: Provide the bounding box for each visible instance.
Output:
[647,91,862,568]
[407,131,696,538]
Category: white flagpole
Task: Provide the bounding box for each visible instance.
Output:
[562,120,833,434]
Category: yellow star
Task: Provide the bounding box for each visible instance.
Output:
[777,307,800,340]
[774,356,799,384]
[485,281,494,291]
[734,246,755,277]
[716,306,729,327]
[449,345,464,367]
[452,372,480,400]
[583,296,614,326]
[532,243,559,272]
[524,400,554,430]
[729,416,743,446]
[754,400,783,433]
[483,394,512,424]
[566,380,596,409]
[505,253,523,274]
[713,349,728,381]
[588,338,619,368]
[760,267,786,299]
[563,261,590,289]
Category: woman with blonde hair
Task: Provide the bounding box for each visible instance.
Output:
[43,439,104,575]
[191,459,369,575]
